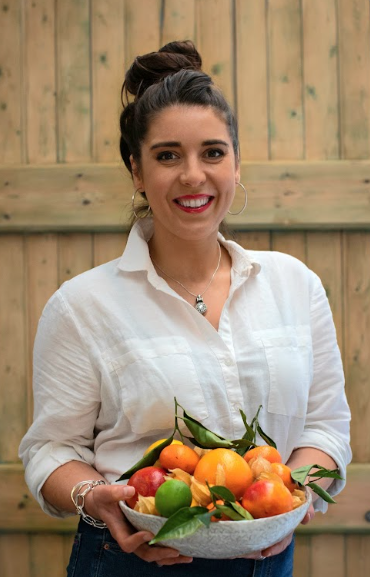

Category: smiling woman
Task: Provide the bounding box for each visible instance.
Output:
[19,40,351,577]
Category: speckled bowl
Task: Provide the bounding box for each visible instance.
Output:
[119,488,311,559]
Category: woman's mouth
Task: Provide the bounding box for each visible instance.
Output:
[174,195,214,213]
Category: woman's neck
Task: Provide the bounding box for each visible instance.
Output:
[148,230,222,285]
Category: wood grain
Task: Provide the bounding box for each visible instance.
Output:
[0,236,27,462]
[0,0,23,163]
[302,0,339,159]
[337,0,370,159]
[56,0,91,162]
[1,161,370,231]
[161,0,196,45]
[267,0,304,159]
[25,0,56,163]
[235,0,269,160]
[91,0,125,162]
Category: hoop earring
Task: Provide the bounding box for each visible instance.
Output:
[132,188,151,219]
[228,182,248,216]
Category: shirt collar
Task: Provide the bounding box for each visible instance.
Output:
[117,219,261,278]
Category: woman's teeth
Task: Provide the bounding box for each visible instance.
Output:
[176,197,211,208]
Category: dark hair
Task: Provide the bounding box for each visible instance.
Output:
[119,40,239,175]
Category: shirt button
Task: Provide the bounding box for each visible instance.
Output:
[224,358,234,367]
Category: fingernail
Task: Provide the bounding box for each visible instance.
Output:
[142,534,153,542]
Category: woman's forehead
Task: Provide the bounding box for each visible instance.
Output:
[144,105,232,146]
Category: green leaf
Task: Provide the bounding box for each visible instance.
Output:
[307,482,337,504]
[232,439,257,449]
[256,424,277,449]
[209,485,236,503]
[212,503,246,521]
[177,407,234,449]
[291,464,343,486]
[116,435,174,481]
[148,507,208,545]
[229,501,254,520]
[239,410,255,441]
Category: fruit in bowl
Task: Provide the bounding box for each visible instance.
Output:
[117,401,341,558]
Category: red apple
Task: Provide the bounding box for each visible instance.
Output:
[126,466,167,509]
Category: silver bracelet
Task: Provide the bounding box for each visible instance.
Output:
[71,479,108,529]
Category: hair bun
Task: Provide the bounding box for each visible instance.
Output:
[123,40,202,100]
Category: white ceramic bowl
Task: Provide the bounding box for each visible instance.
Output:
[119,488,311,559]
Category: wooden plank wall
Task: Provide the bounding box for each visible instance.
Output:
[0,1,369,576]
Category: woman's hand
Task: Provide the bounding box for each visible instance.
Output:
[86,483,193,566]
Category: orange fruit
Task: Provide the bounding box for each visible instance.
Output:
[241,479,293,518]
[144,438,182,455]
[159,444,200,474]
[270,462,299,492]
[243,445,282,465]
[207,499,231,522]
[193,448,253,500]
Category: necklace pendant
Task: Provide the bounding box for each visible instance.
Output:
[195,295,207,315]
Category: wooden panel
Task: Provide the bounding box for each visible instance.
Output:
[302,0,339,159]
[25,234,58,425]
[271,231,306,261]
[345,535,370,576]
[58,233,93,285]
[0,0,23,163]
[161,0,196,45]
[0,534,30,577]
[30,535,67,577]
[196,0,234,107]
[56,0,91,162]
[267,0,304,159]
[25,0,56,163]
[310,534,345,577]
[1,463,368,532]
[343,233,370,462]
[124,0,161,69]
[294,535,311,577]
[306,232,344,352]
[338,0,370,159]
[93,232,127,267]
[91,0,125,162]
[235,0,269,160]
[1,161,370,231]
[233,231,271,251]
[0,236,27,462]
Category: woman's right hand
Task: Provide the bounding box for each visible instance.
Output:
[85,483,193,566]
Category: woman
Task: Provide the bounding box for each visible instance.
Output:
[19,41,351,577]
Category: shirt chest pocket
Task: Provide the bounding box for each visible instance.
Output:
[104,336,208,435]
[254,327,313,419]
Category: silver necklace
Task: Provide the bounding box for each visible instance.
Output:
[152,242,222,315]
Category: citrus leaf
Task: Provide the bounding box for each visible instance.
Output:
[256,424,277,449]
[116,435,174,481]
[179,410,234,449]
[232,439,257,449]
[291,464,343,486]
[307,482,337,504]
[209,485,236,503]
[239,409,255,441]
[213,503,246,521]
[229,501,254,520]
[148,507,208,545]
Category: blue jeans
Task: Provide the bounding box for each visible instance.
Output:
[67,518,295,577]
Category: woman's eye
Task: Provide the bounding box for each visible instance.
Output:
[157,151,177,161]
[205,148,224,159]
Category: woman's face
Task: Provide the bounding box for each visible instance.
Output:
[131,105,240,243]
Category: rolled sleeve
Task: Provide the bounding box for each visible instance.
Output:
[19,290,101,518]
[294,273,352,512]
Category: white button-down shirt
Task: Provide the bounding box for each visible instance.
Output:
[19,219,351,516]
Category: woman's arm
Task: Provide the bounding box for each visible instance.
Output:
[41,461,193,566]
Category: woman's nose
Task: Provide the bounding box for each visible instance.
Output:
[179,158,206,187]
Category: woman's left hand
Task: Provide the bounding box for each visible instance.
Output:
[235,503,315,560]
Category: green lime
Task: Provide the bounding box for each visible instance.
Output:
[155,479,192,518]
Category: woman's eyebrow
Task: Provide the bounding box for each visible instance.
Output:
[150,141,180,150]
[150,139,229,150]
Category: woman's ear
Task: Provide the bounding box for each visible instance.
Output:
[130,155,143,190]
